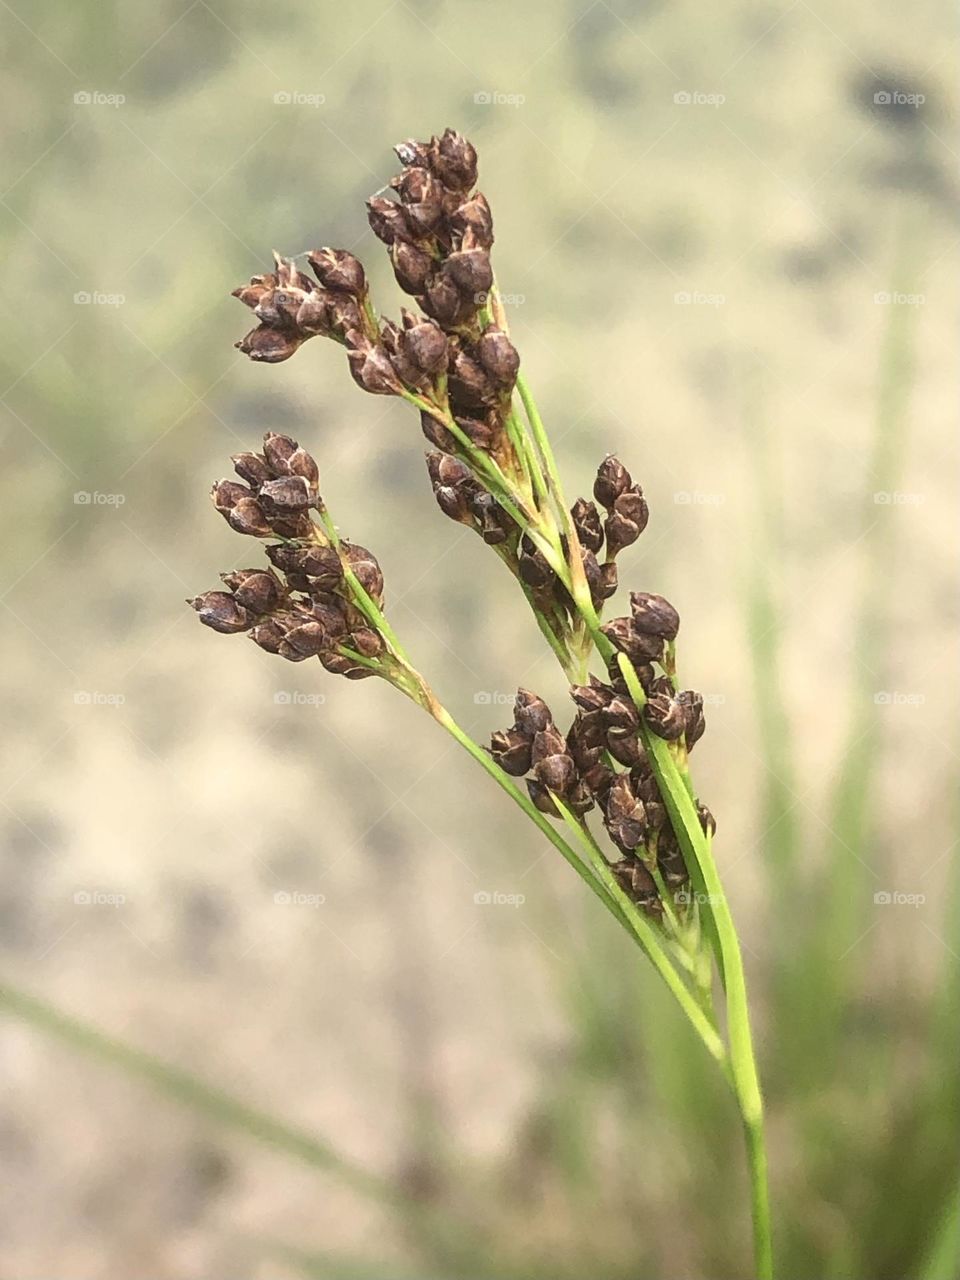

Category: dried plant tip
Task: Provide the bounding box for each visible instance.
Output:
[569,677,613,714]
[571,498,604,554]
[476,330,520,387]
[189,590,251,634]
[604,774,648,851]
[308,248,366,295]
[680,691,706,748]
[236,325,302,363]
[489,728,533,777]
[518,536,555,590]
[612,859,663,916]
[260,475,316,510]
[347,337,405,396]
[630,592,679,640]
[343,542,384,604]
[432,128,479,191]
[644,691,686,740]
[320,651,376,680]
[232,452,273,487]
[600,617,665,665]
[526,778,560,817]
[401,319,449,375]
[228,496,274,538]
[220,568,284,614]
[391,242,434,294]
[514,688,552,737]
[445,249,493,297]
[657,831,689,887]
[594,455,631,509]
[697,802,717,837]
[267,543,342,583]
[366,196,409,245]
[450,193,494,248]
[597,561,619,600]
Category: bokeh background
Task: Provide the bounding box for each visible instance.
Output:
[2,1,958,1277]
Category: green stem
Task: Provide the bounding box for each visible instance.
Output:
[551,796,731,1078]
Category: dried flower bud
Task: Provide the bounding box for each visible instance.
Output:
[514,689,552,737]
[392,241,434,294]
[571,499,604,554]
[470,491,511,545]
[697,802,717,837]
[220,568,284,614]
[476,329,519,387]
[401,319,448,375]
[232,274,276,311]
[604,487,649,557]
[449,348,494,407]
[594,456,631,509]
[320,651,376,680]
[566,712,604,772]
[232,452,273,488]
[526,778,560,818]
[445,249,493,297]
[236,324,303,363]
[680,691,705,748]
[227,496,274,538]
[249,617,288,654]
[343,542,384,604]
[657,830,689,887]
[308,248,366,295]
[281,621,331,659]
[420,408,457,452]
[347,338,404,396]
[629,592,678,640]
[349,627,384,659]
[644,690,686,740]
[570,678,613,714]
[189,590,251,634]
[490,728,532,776]
[450,193,494,248]
[260,475,315,510]
[518,536,555,590]
[604,774,647,852]
[422,272,469,326]
[431,128,478,191]
[612,859,662,915]
[600,617,665,665]
[366,196,409,245]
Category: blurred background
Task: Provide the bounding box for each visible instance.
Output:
[1,1,958,1276]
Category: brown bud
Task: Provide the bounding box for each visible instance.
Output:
[401,320,448,375]
[420,409,457,451]
[232,274,277,311]
[566,712,604,772]
[320,651,376,680]
[570,679,613,714]
[698,802,717,837]
[211,479,251,514]
[220,568,284,614]
[260,475,315,510]
[346,339,404,396]
[294,294,334,336]
[227,497,273,538]
[236,325,302,363]
[571,498,604,554]
[249,617,288,654]
[514,689,552,737]
[445,249,493,297]
[470,492,511,545]
[605,488,650,557]
[267,543,341,583]
[279,621,331,659]
[189,590,251,634]
[392,241,434,294]
[597,561,619,600]
[231,451,273,487]
[449,349,494,407]
[476,330,519,386]
[604,774,647,852]
[366,196,409,245]
[526,778,560,818]
[612,859,662,915]
[679,691,705,748]
[657,832,689,887]
[349,627,384,659]
[594,456,631,509]
[629,591,679,640]
[490,728,532,777]
[450,193,494,248]
[644,691,686,740]
[431,129,478,191]
[343,542,384,604]
[422,272,468,325]
[518,536,555,590]
[600,617,665,665]
[308,248,366,295]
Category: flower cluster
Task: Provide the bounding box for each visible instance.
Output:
[190,433,388,681]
